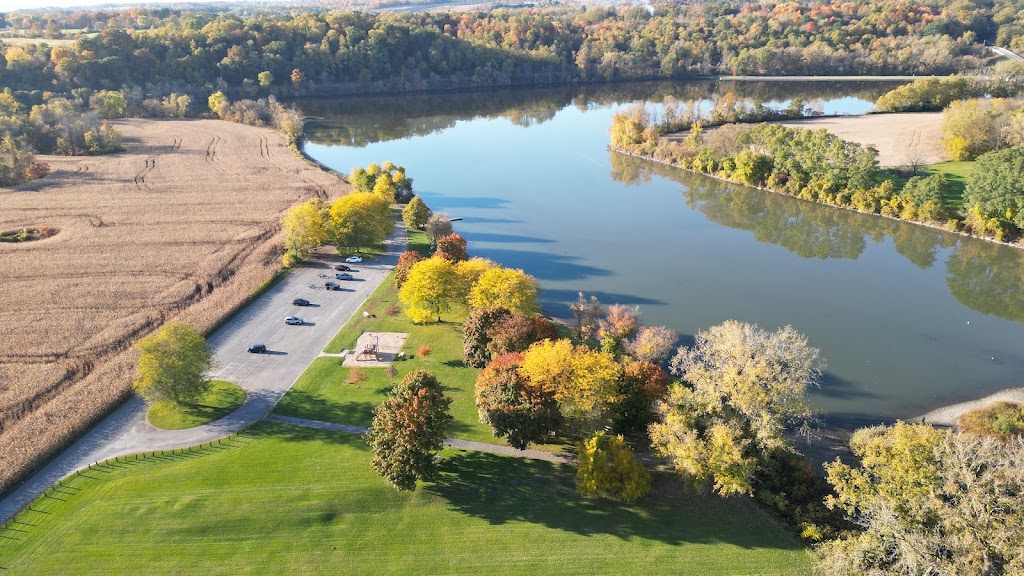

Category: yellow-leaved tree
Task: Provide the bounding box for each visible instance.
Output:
[329,192,394,253]
[468,267,539,313]
[519,339,621,419]
[133,321,213,405]
[399,258,464,323]
[455,257,495,300]
[281,198,329,264]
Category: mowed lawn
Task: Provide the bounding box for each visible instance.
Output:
[274,266,500,443]
[922,160,973,207]
[0,423,811,575]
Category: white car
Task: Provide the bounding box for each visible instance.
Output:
[345,256,363,263]
[284,316,304,325]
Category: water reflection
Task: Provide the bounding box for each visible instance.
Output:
[609,151,1024,323]
[301,79,902,147]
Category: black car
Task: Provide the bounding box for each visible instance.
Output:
[334,264,351,271]
[292,298,310,306]
[247,344,267,354]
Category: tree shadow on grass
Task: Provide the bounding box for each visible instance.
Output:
[427,451,806,550]
[253,421,371,448]
[273,390,378,429]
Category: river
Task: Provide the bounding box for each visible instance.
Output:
[299,80,1024,431]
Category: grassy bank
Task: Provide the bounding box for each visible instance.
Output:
[0,423,811,575]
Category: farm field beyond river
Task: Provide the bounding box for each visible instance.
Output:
[0,119,347,493]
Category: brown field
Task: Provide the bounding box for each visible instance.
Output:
[775,113,945,167]
[0,119,347,492]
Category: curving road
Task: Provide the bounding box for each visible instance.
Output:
[0,231,404,523]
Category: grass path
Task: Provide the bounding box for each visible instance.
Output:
[0,422,811,575]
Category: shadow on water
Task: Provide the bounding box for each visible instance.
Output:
[471,247,613,282]
[463,232,556,244]
[421,191,510,210]
[813,372,882,400]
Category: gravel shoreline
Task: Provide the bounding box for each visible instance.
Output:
[912,388,1024,427]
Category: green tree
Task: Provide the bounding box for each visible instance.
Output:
[650,321,820,496]
[402,195,430,230]
[365,370,453,491]
[328,192,394,253]
[462,306,512,368]
[88,90,126,119]
[399,257,463,323]
[258,70,274,87]
[818,423,1024,575]
[963,147,1024,231]
[468,267,539,313]
[133,322,213,405]
[576,432,651,502]
[475,352,561,449]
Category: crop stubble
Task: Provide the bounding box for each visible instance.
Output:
[0,119,347,492]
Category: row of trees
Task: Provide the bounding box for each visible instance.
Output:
[0,0,1007,103]
[940,97,1024,160]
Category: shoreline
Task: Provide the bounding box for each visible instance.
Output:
[912,388,1024,427]
[609,146,1024,251]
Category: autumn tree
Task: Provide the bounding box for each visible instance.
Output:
[258,70,273,87]
[576,432,651,502]
[475,352,561,449]
[614,359,669,434]
[818,424,1024,575]
[435,233,468,262]
[468,267,539,313]
[598,304,639,354]
[399,257,463,323]
[88,90,126,119]
[372,172,397,202]
[424,212,452,244]
[454,258,495,298]
[624,325,679,364]
[462,306,512,368]
[402,195,430,230]
[569,292,603,343]
[281,198,328,263]
[329,192,394,253]
[133,321,213,405]
[394,250,425,288]
[486,313,559,358]
[519,339,621,422]
[208,91,229,119]
[365,370,453,491]
[650,321,820,496]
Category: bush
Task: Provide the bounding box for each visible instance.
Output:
[958,401,1024,439]
[417,344,431,357]
[348,367,368,386]
[576,432,651,502]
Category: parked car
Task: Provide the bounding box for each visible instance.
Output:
[292,298,310,306]
[285,316,303,325]
[345,256,363,263]
[334,264,351,271]
[335,272,353,280]
[247,344,267,354]
[325,281,341,290]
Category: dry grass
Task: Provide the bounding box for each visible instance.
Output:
[958,402,1024,439]
[0,118,348,493]
[775,113,944,167]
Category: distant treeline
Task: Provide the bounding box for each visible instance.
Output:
[1,0,1018,104]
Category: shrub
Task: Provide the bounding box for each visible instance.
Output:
[348,367,368,386]
[576,432,651,502]
[417,344,431,357]
[958,401,1024,439]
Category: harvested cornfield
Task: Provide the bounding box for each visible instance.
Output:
[0,119,347,492]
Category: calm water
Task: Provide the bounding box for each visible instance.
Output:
[300,81,1024,430]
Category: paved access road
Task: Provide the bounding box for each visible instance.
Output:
[0,233,402,523]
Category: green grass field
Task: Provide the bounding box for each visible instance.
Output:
[274,272,495,443]
[887,160,974,209]
[147,380,246,430]
[0,423,811,575]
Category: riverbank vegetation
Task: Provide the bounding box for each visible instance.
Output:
[611,95,1024,242]
[957,401,1024,439]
